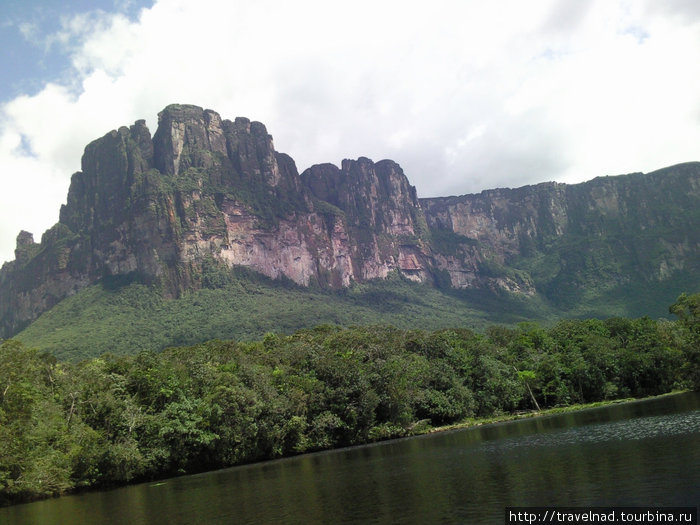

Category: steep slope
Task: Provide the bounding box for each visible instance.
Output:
[1,104,699,345]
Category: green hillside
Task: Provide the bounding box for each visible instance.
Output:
[14,264,693,361]
[14,270,546,361]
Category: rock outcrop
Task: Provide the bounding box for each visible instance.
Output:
[1,104,699,337]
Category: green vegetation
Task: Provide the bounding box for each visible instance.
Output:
[1,293,698,506]
[16,271,554,362]
[431,392,684,433]
[669,292,700,389]
[16,259,693,363]
[428,229,478,256]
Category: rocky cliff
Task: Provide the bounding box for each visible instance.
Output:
[421,162,700,307]
[1,104,699,337]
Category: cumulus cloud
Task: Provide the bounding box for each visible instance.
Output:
[1,0,700,263]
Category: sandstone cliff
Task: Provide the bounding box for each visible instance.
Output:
[421,162,700,306]
[1,104,698,337]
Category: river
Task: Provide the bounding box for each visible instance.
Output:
[3,392,698,524]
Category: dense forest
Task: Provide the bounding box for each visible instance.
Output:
[1,293,698,506]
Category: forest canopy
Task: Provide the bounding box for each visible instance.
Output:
[1,293,698,506]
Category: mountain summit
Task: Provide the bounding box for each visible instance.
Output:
[1,104,699,338]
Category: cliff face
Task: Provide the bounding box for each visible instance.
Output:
[421,163,700,306]
[1,104,699,337]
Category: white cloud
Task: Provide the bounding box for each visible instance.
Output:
[1,0,700,263]
[17,22,39,40]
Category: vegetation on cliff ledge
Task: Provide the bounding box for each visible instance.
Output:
[1,293,698,506]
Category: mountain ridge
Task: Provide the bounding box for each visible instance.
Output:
[1,103,699,340]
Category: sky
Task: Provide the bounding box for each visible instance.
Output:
[1,0,700,264]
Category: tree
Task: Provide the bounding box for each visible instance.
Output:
[670,293,700,390]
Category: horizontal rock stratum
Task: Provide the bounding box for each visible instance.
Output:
[1,104,699,337]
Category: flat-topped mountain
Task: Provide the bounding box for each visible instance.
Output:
[1,104,699,340]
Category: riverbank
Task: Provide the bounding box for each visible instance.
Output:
[1,389,693,509]
[2,315,696,507]
[4,391,698,524]
[420,390,691,435]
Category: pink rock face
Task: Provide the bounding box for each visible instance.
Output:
[205,195,426,287]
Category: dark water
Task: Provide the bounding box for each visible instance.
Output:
[3,393,698,524]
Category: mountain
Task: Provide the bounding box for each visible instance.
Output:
[1,104,699,352]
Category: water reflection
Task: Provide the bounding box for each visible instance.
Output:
[2,392,698,524]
